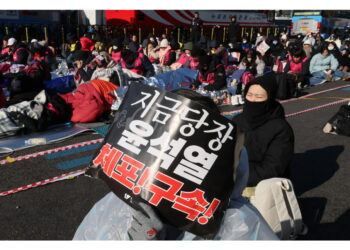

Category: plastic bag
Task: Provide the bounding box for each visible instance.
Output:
[73,192,278,240]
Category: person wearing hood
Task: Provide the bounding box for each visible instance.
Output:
[309,42,344,85]
[143,41,159,64]
[238,49,265,77]
[73,50,95,86]
[303,39,314,59]
[119,48,155,77]
[158,39,176,67]
[73,89,278,241]
[233,74,294,190]
[313,32,323,54]
[109,38,123,64]
[228,16,240,44]
[191,12,203,44]
[192,54,226,91]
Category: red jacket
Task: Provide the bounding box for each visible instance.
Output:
[1,47,10,55]
[59,80,117,123]
[80,37,95,52]
[111,51,121,63]
[59,82,105,123]
[120,52,144,75]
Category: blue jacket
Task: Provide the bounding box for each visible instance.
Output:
[309,53,339,74]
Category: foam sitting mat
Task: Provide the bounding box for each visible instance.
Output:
[90,124,110,137]
[0,123,92,154]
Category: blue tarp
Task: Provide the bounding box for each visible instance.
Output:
[43,75,75,95]
[142,68,198,91]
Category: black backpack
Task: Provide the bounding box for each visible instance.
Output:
[274,73,298,100]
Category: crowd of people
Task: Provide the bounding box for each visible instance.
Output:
[1,17,349,240]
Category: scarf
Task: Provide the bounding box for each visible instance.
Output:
[159,46,171,66]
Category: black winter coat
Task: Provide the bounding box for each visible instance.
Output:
[233,103,294,187]
[193,56,226,91]
[228,21,240,39]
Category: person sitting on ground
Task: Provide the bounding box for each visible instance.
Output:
[143,41,159,64]
[192,54,226,91]
[9,39,29,65]
[119,48,155,77]
[61,32,81,66]
[209,40,228,68]
[158,39,176,67]
[128,34,140,53]
[238,49,265,77]
[241,37,251,52]
[309,42,344,85]
[171,42,199,70]
[109,38,123,64]
[73,50,95,86]
[93,33,105,52]
[73,89,278,240]
[328,41,342,65]
[0,38,29,65]
[233,74,294,196]
[27,40,56,70]
[283,46,310,88]
[0,90,72,138]
[313,32,324,54]
[339,41,350,77]
[0,35,10,56]
[302,39,314,59]
[227,42,243,66]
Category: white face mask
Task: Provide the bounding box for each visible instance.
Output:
[247,58,252,62]
[328,46,334,51]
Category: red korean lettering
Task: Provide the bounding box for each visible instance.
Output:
[92,143,112,167]
[197,198,221,225]
[110,154,145,190]
[132,167,152,195]
[146,172,183,206]
[172,189,209,221]
[102,148,123,177]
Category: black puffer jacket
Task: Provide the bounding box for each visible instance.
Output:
[233,102,294,187]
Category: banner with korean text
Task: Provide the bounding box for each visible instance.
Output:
[86,82,237,238]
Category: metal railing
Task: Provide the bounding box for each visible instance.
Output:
[0,23,290,49]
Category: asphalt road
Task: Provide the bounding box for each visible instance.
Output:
[1,81,350,240]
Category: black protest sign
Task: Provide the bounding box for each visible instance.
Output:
[86,82,237,239]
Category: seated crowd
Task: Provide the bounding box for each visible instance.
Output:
[1,27,344,240]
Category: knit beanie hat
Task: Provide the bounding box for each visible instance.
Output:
[182,42,193,51]
[160,39,169,48]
